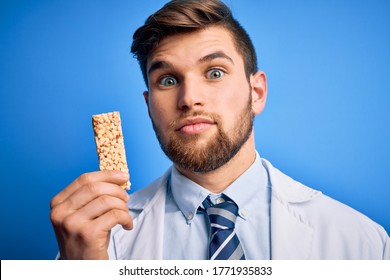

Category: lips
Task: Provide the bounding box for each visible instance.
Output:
[175,117,215,134]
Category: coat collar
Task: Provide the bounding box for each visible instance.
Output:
[261,158,321,204]
[128,167,172,210]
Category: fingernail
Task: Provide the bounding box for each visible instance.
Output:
[113,171,129,179]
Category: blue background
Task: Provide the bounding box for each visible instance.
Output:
[1,0,389,259]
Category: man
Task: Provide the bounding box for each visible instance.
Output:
[50,0,390,259]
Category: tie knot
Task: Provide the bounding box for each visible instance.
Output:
[202,196,239,230]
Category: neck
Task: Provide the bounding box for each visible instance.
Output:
[175,132,257,193]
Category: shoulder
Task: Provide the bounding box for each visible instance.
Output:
[263,158,389,258]
[308,191,389,242]
[306,193,389,258]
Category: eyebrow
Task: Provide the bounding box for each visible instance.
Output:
[199,51,234,65]
[147,51,234,76]
[148,60,174,76]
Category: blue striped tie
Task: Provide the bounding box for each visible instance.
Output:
[202,195,245,260]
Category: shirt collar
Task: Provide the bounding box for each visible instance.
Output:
[170,151,269,224]
[223,151,269,219]
[170,166,210,224]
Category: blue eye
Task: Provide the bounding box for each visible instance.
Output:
[159,76,178,87]
[206,69,224,79]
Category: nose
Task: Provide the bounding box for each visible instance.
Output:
[177,78,204,111]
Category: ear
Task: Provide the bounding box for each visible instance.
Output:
[143,91,151,117]
[250,71,267,115]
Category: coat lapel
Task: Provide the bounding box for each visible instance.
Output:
[111,170,170,259]
[262,159,320,259]
[270,197,314,259]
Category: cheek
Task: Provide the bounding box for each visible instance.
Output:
[221,83,248,108]
[219,86,251,128]
[148,98,174,128]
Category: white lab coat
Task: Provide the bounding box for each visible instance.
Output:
[108,159,390,259]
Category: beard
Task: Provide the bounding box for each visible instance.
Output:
[151,92,254,173]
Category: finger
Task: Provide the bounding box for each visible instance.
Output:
[51,170,129,208]
[65,181,129,211]
[57,208,132,251]
[91,208,133,233]
[74,195,130,222]
[51,182,129,222]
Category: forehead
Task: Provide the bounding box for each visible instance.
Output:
[146,26,242,71]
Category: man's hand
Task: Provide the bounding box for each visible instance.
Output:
[50,170,133,259]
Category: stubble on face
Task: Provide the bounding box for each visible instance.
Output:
[151,91,254,173]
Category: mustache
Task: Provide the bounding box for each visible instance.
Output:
[168,111,221,129]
